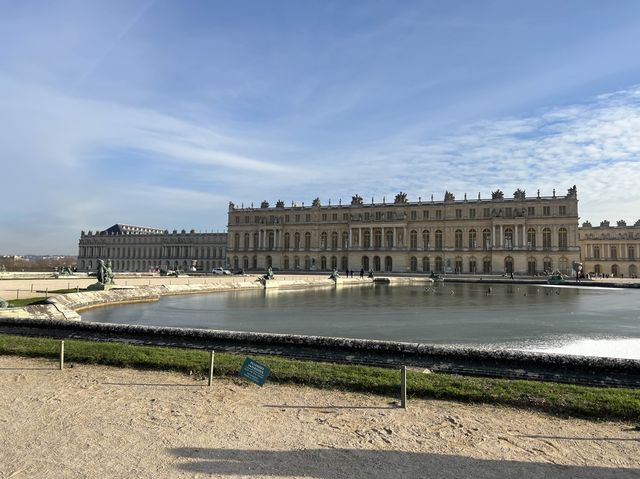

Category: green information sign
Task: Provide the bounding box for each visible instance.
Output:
[239,357,270,386]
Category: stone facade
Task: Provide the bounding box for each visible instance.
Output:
[77,224,227,273]
[578,220,640,277]
[227,187,580,275]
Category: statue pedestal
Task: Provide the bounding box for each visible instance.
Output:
[87,282,115,291]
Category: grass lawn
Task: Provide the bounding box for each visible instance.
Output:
[0,333,639,421]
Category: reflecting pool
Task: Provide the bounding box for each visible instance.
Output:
[82,283,640,359]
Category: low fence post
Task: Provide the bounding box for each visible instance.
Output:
[208,350,215,387]
[400,365,407,409]
[60,341,65,370]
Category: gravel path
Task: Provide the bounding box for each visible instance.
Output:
[1,355,639,478]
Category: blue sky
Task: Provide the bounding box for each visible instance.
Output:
[2,0,640,254]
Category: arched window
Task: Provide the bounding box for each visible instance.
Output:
[410,257,417,272]
[320,232,328,250]
[233,256,239,269]
[435,256,443,273]
[558,228,568,249]
[612,264,619,276]
[454,256,463,273]
[629,264,637,277]
[454,229,463,249]
[384,256,393,272]
[243,256,249,270]
[363,230,371,248]
[362,256,370,270]
[374,230,382,248]
[423,230,430,249]
[543,257,552,272]
[504,256,514,274]
[331,232,339,250]
[320,256,327,270]
[559,257,569,274]
[422,257,430,272]
[410,230,418,249]
[342,231,349,249]
[294,232,301,249]
[527,228,536,248]
[283,256,289,270]
[253,233,259,249]
[435,230,443,250]
[504,228,513,249]
[594,264,601,275]
[483,229,491,249]
[267,231,275,250]
[628,245,636,260]
[284,233,290,249]
[469,257,477,273]
[468,229,477,249]
[483,257,491,273]
[543,228,552,249]
[527,257,536,275]
[373,256,381,271]
[385,230,393,248]
[234,233,240,249]
[341,256,348,271]
[304,232,311,249]
[244,233,250,250]
[331,256,338,270]
[294,256,300,270]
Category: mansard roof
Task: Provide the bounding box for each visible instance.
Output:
[101,224,165,235]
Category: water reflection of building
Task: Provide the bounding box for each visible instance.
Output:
[77,224,227,273]
[578,220,640,277]
[227,187,580,275]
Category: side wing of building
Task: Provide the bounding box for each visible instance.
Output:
[77,224,228,273]
[578,220,640,278]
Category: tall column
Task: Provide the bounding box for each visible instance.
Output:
[393,228,397,249]
[349,228,353,248]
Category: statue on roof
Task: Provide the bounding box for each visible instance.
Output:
[394,192,408,204]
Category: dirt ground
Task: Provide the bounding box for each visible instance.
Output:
[0,356,639,479]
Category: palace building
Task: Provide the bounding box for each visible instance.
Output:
[227,186,580,275]
[77,224,227,273]
[578,219,640,278]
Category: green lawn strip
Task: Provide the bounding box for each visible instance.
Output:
[0,333,638,421]
[6,298,47,307]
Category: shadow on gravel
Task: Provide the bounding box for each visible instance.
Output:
[169,448,639,478]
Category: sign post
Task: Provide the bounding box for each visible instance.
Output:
[239,357,271,386]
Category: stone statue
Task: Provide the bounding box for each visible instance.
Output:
[263,267,274,280]
[394,192,408,204]
[444,191,455,202]
[89,259,115,290]
[329,268,340,280]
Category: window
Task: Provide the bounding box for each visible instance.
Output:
[527,228,536,248]
[593,245,600,259]
[484,208,491,217]
[422,257,430,272]
[410,257,417,272]
[628,245,635,260]
[376,211,383,220]
[304,232,311,249]
[410,211,417,220]
[305,214,311,222]
[343,213,348,220]
[283,233,290,249]
[456,209,462,219]
[332,213,338,221]
[611,245,617,260]
[543,228,552,249]
[435,230,443,250]
[322,214,327,221]
[543,206,551,216]
[527,206,535,216]
[505,208,512,217]
[331,232,338,249]
[469,209,476,218]
[320,232,328,250]
[386,211,393,220]
[483,229,491,249]
[423,230,430,249]
[235,216,240,224]
[423,210,429,219]
[558,228,568,249]
[295,214,300,223]
[455,229,463,249]
[483,257,492,273]
[468,229,477,248]
[410,230,418,249]
[364,212,370,220]
[294,232,301,249]
[559,205,567,216]
[435,210,442,220]
[469,258,477,273]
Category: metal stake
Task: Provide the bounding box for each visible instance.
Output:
[208,351,215,387]
[400,365,407,409]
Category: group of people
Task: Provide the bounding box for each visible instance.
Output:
[342,268,373,279]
